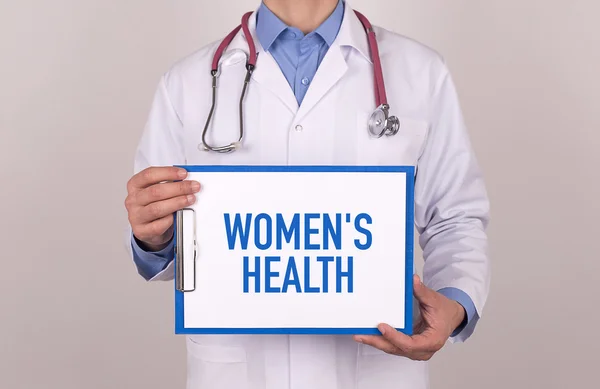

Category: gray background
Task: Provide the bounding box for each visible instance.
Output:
[1,0,599,388]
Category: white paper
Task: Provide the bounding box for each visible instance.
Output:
[181,170,408,329]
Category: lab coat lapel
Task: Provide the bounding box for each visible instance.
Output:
[294,44,347,122]
[251,51,299,114]
[221,10,299,114]
[294,2,372,122]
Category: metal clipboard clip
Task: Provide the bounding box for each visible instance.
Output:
[175,208,197,292]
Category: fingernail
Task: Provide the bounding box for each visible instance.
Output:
[191,181,200,191]
[187,195,196,204]
[178,169,188,178]
[354,336,363,343]
[378,324,386,335]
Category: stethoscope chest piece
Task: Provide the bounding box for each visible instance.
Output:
[367,104,400,138]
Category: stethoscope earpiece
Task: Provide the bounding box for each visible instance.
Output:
[198,142,239,153]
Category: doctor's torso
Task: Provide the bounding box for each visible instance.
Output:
[166,10,437,173]
[146,4,452,389]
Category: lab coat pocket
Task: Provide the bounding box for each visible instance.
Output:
[186,337,249,389]
[356,114,429,166]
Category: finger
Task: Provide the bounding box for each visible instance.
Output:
[354,333,435,361]
[136,180,200,206]
[378,323,442,354]
[353,335,401,355]
[413,275,437,306]
[138,194,197,223]
[132,214,174,243]
[128,167,188,191]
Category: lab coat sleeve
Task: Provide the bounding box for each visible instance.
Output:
[414,62,491,343]
[124,74,186,282]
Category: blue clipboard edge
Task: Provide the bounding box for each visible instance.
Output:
[173,165,414,336]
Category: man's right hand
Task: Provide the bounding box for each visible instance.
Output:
[125,167,200,252]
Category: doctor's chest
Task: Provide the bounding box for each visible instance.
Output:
[179,55,430,168]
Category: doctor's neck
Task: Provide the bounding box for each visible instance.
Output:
[263,0,340,34]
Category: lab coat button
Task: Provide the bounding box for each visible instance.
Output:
[295,125,303,132]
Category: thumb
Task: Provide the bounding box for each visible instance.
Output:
[413,275,436,306]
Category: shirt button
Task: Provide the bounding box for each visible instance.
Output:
[295,125,303,132]
[301,77,310,86]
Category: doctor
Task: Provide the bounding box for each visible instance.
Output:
[124,0,490,388]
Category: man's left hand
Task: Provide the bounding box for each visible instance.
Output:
[353,274,466,361]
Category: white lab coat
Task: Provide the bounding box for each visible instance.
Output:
[128,2,490,388]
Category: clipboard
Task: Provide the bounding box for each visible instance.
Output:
[174,165,414,335]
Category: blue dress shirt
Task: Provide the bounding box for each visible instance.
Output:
[255,0,344,105]
[131,0,476,337]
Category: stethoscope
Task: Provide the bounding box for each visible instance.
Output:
[200,10,399,154]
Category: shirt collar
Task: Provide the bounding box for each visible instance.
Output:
[256,0,344,51]
[255,2,288,51]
